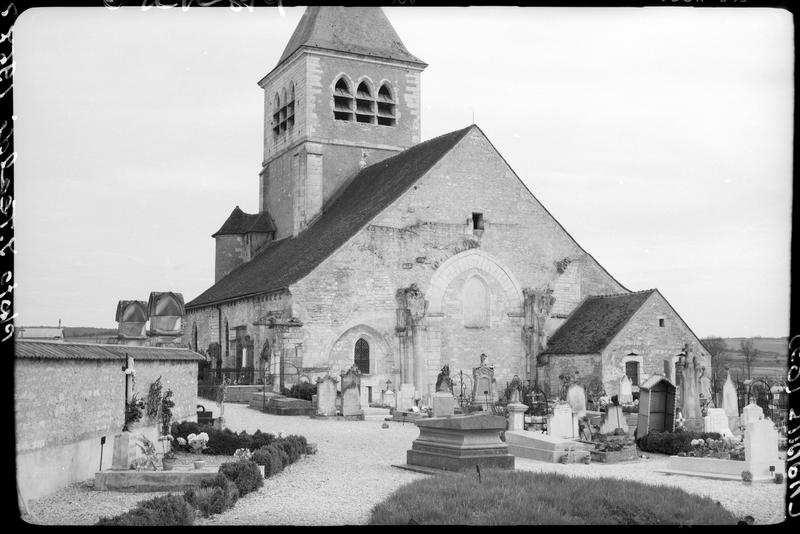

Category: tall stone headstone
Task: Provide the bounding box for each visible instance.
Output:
[677,346,703,431]
[566,384,587,419]
[618,376,633,404]
[110,432,138,470]
[548,402,578,439]
[741,402,764,428]
[721,371,739,430]
[599,405,629,435]
[703,407,734,437]
[315,375,338,417]
[340,365,364,420]
[472,353,495,411]
[745,419,779,480]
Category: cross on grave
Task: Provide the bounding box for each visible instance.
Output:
[122,354,135,413]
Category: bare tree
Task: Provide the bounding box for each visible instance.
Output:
[702,336,728,396]
[740,339,759,380]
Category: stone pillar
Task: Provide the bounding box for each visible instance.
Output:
[507,402,528,432]
[396,284,427,403]
[522,288,555,390]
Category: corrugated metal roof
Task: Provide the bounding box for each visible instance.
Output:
[15,340,205,361]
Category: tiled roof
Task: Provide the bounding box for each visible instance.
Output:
[186,125,474,309]
[15,340,205,361]
[276,6,426,67]
[212,207,276,237]
[543,290,657,355]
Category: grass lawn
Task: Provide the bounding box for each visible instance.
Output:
[369,469,739,525]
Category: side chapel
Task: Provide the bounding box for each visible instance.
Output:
[184,6,710,407]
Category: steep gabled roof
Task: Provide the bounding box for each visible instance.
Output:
[276,6,426,68]
[212,207,277,237]
[186,125,474,309]
[543,290,657,355]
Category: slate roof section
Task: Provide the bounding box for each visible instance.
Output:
[15,340,206,361]
[186,125,474,309]
[276,6,426,67]
[213,207,277,237]
[543,290,657,355]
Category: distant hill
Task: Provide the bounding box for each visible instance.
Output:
[63,327,117,342]
[713,337,787,380]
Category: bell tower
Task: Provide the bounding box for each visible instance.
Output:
[257,7,427,239]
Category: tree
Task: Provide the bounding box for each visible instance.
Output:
[702,336,728,397]
[740,339,759,380]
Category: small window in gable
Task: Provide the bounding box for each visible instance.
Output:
[355,81,375,124]
[377,83,396,126]
[658,318,665,327]
[333,77,354,121]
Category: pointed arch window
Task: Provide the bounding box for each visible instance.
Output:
[462,275,489,328]
[333,77,354,121]
[377,83,396,127]
[355,81,375,124]
[354,338,370,374]
[192,322,198,352]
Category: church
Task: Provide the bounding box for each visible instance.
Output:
[184,6,710,408]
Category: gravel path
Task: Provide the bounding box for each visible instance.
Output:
[23,402,786,525]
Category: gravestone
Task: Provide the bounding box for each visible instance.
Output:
[315,375,338,417]
[432,391,455,417]
[506,401,528,432]
[741,403,764,428]
[340,366,364,420]
[472,353,495,411]
[599,405,629,435]
[704,407,734,437]
[110,432,138,470]
[548,402,578,439]
[566,384,587,419]
[619,375,633,404]
[721,371,739,430]
[745,419,779,481]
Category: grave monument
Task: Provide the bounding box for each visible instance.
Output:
[315,374,338,417]
[431,365,455,417]
[506,375,527,432]
[340,365,364,420]
[618,375,633,405]
[472,353,495,411]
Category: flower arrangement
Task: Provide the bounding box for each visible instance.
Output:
[158,434,176,460]
[687,436,743,460]
[598,396,611,410]
[123,393,146,431]
[233,448,253,462]
[176,437,187,449]
[160,389,175,436]
[187,432,209,454]
[135,435,159,471]
[674,409,686,431]
[146,377,163,421]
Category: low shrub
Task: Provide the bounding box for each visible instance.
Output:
[263,444,287,476]
[368,469,738,525]
[286,381,317,401]
[219,460,264,496]
[200,472,239,509]
[251,446,274,477]
[97,494,195,526]
[636,430,723,456]
[184,486,226,518]
[274,439,301,463]
[251,429,276,450]
[286,434,307,450]
[171,423,284,456]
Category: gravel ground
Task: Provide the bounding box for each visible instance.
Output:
[22,402,786,525]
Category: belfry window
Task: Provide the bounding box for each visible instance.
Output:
[355,81,375,124]
[377,83,396,126]
[287,84,295,131]
[333,77,354,121]
[354,338,370,374]
[272,93,281,139]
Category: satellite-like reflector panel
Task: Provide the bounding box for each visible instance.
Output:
[115,300,148,343]
[147,292,185,337]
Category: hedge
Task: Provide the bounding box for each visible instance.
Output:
[218,460,264,496]
[171,421,277,456]
[636,430,722,455]
[97,494,195,526]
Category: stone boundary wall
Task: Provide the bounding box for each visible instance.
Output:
[15,356,198,502]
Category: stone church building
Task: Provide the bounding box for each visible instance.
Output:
[184,6,709,407]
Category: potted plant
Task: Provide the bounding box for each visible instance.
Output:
[159,435,176,471]
[741,470,753,485]
[160,389,175,436]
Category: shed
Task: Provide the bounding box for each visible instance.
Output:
[637,374,676,435]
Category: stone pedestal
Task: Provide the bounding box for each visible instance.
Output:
[406,413,514,472]
[432,391,455,418]
[111,432,138,471]
[506,402,528,432]
[383,389,396,410]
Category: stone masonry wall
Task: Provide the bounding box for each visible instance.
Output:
[544,353,604,399]
[602,291,710,397]
[290,127,625,392]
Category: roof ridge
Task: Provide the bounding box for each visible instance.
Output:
[16,339,192,350]
[587,288,656,300]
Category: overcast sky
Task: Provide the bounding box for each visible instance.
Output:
[12,6,793,338]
